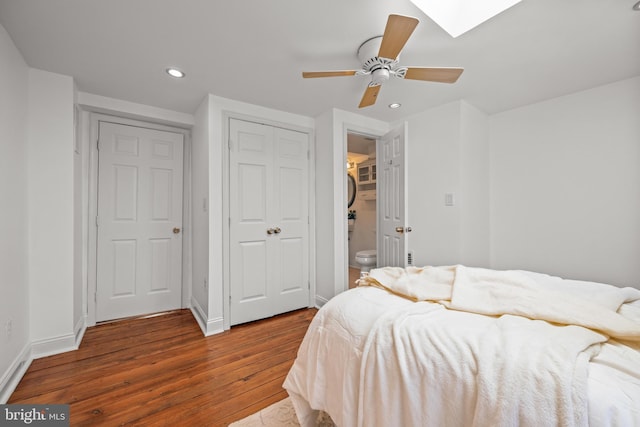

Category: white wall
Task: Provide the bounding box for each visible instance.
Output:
[313,110,337,304]
[403,100,490,268]
[405,101,463,266]
[459,101,490,267]
[72,87,83,339]
[0,23,30,402]
[314,110,388,303]
[490,76,640,288]
[76,92,195,128]
[27,68,76,354]
[190,96,211,324]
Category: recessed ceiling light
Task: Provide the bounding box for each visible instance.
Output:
[389,103,402,109]
[634,1,640,11]
[166,68,185,78]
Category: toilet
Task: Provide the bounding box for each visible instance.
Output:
[355,250,377,273]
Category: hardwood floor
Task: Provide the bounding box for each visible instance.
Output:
[349,266,361,289]
[9,308,317,426]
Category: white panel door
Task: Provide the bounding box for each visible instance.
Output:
[378,124,407,267]
[96,122,184,322]
[229,118,309,326]
[272,127,310,315]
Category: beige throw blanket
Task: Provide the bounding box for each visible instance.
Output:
[358,265,640,342]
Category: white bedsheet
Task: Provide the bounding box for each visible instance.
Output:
[283,268,640,427]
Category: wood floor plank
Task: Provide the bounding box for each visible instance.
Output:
[9,308,317,426]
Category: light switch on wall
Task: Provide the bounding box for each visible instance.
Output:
[444,193,455,207]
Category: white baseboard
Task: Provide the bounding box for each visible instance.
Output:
[203,316,224,336]
[31,332,77,360]
[0,317,88,403]
[190,297,224,337]
[315,295,329,308]
[0,344,32,404]
[74,316,87,349]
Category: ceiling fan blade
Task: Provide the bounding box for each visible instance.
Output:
[378,14,419,60]
[403,67,464,83]
[302,70,359,78]
[359,85,381,108]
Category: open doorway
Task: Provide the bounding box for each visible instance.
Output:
[346,132,377,288]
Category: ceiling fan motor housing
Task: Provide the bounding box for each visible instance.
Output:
[358,36,401,85]
[371,68,390,86]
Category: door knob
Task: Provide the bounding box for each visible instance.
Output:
[395,226,412,234]
[274,227,281,234]
[267,228,275,235]
[173,227,181,234]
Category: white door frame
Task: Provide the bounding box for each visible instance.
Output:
[221,112,316,331]
[86,113,192,326]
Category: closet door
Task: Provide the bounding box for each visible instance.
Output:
[229,119,310,325]
[96,122,184,322]
[271,127,310,316]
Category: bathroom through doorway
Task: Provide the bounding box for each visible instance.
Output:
[347,132,377,288]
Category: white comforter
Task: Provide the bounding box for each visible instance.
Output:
[283,266,640,427]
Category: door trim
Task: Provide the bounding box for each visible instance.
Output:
[86,113,192,326]
[222,112,316,331]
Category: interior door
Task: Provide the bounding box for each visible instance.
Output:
[377,123,408,267]
[229,118,310,326]
[96,122,184,322]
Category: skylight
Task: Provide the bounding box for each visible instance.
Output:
[409,0,522,38]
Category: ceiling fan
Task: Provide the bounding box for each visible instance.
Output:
[302,14,464,108]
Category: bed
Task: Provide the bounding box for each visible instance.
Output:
[283,265,640,427]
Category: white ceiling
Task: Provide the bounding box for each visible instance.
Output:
[1,0,638,122]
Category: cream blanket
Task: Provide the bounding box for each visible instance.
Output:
[359,265,640,341]
[351,265,640,426]
[285,266,640,427]
[357,303,604,426]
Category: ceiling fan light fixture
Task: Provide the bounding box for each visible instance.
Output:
[166,67,185,78]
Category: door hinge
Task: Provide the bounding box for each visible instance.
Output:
[95,216,99,227]
[228,139,233,151]
[96,139,100,151]
[94,292,97,304]
[307,150,310,160]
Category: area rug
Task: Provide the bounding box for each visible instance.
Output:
[229,397,335,427]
